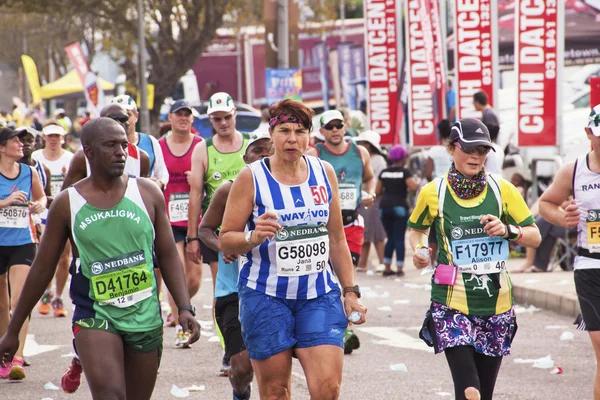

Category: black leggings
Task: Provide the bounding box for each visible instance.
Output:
[445,346,503,400]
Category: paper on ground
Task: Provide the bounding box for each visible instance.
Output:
[514,355,554,369]
[44,382,60,390]
[171,384,190,398]
[208,336,221,342]
[377,306,393,312]
[560,331,574,341]
[185,385,206,392]
[390,363,408,372]
[394,299,411,305]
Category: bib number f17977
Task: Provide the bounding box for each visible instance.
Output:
[275,224,329,277]
[450,225,509,274]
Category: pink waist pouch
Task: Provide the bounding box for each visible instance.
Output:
[433,264,458,286]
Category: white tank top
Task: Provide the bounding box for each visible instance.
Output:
[573,154,600,270]
[85,143,141,177]
[32,149,74,196]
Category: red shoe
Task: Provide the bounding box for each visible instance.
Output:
[61,357,82,393]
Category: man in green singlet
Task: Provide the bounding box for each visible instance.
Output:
[0,118,200,399]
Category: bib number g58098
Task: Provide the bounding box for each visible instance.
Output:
[275,225,329,277]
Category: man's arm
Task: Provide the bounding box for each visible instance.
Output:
[42,165,53,200]
[150,137,169,189]
[539,163,578,228]
[305,147,318,157]
[358,145,375,207]
[199,182,232,252]
[186,141,207,263]
[139,149,150,178]
[61,150,87,190]
[424,157,434,181]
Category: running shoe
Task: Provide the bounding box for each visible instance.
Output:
[344,329,360,355]
[174,326,191,348]
[61,357,82,393]
[38,289,53,315]
[165,312,176,327]
[52,297,68,317]
[8,356,25,380]
[0,360,11,379]
[233,383,252,400]
[220,352,231,377]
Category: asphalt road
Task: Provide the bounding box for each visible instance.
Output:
[1,265,594,399]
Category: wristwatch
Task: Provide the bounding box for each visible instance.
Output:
[245,230,258,247]
[505,224,520,241]
[343,285,361,299]
[178,305,196,317]
[184,236,201,246]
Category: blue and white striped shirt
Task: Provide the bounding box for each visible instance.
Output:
[240,155,340,299]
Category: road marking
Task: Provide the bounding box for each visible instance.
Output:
[23,334,66,357]
[356,327,433,353]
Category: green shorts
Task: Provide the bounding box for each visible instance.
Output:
[73,318,163,365]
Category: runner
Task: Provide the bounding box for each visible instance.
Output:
[110,95,169,188]
[32,122,74,318]
[409,119,541,400]
[187,92,250,284]
[220,99,367,400]
[16,127,51,200]
[539,104,600,400]
[159,100,203,347]
[306,109,375,354]
[0,127,46,380]
[0,118,200,398]
[61,104,151,189]
[198,131,273,400]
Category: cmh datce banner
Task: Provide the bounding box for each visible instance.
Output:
[516,0,563,147]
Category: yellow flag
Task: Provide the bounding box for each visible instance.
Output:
[20,55,42,105]
[136,84,155,110]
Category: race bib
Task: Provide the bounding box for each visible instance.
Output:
[450,225,508,274]
[0,205,30,228]
[169,193,189,223]
[50,175,64,197]
[339,184,358,211]
[275,224,329,277]
[89,250,153,308]
[586,209,600,253]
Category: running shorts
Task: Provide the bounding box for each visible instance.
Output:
[238,285,347,360]
[0,244,36,275]
[199,240,218,263]
[73,318,163,365]
[171,226,187,244]
[215,292,246,358]
[344,224,365,258]
[574,269,600,331]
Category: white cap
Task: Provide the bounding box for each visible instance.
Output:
[111,95,137,111]
[588,104,600,136]
[207,92,235,114]
[353,130,383,154]
[245,131,272,155]
[42,124,67,136]
[54,108,66,116]
[16,126,40,138]
[310,130,325,141]
[320,110,344,126]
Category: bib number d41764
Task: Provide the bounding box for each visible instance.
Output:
[275,224,329,277]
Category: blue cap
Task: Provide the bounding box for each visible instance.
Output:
[170,100,193,114]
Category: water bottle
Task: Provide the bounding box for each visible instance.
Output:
[348,311,362,323]
[417,246,433,274]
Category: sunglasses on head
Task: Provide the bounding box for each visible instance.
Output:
[106,114,129,124]
[211,114,234,123]
[457,143,491,156]
[323,123,344,130]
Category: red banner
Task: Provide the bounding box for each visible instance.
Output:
[64,42,90,85]
[405,0,438,146]
[516,0,561,146]
[429,0,447,120]
[364,0,399,145]
[454,0,497,119]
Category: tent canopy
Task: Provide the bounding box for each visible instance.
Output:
[40,70,115,100]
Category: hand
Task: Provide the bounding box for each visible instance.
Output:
[149,177,164,190]
[0,333,20,368]
[222,254,238,264]
[252,212,281,245]
[29,201,45,215]
[178,311,201,346]
[413,247,432,269]
[185,171,193,186]
[344,293,367,325]
[480,214,506,238]
[1,191,27,207]
[185,240,201,264]
[564,200,580,228]
[361,193,375,209]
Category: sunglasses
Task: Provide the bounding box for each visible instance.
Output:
[323,123,344,130]
[210,114,234,123]
[457,144,491,156]
[106,114,129,124]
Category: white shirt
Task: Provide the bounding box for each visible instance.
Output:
[485,143,504,174]
[427,145,452,178]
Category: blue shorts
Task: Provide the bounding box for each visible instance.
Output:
[238,285,348,360]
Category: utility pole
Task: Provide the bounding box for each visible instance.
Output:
[340,0,346,42]
[137,0,150,133]
[277,0,289,68]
